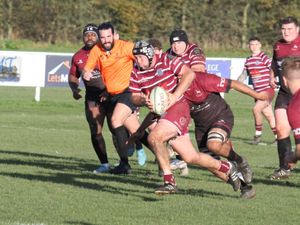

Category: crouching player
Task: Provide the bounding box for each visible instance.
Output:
[282,57,300,165]
[129,40,242,195]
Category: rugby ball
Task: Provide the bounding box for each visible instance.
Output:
[150,86,169,115]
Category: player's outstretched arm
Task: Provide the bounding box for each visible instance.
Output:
[237,69,247,83]
[230,80,268,101]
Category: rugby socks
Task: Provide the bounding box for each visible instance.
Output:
[218,161,230,174]
[135,140,143,150]
[114,125,130,163]
[91,133,108,164]
[277,137,292,170]
[255,124,262,137]
[228,150,243,164]
[164,174,176,185]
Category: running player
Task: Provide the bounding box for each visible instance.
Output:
[83,22,147,174]
[238,37,276,145]
[130,40,242,195]
[167,29,219,176]
[69,23,114,174]
[281,57,300,164]
[269,16,300,179]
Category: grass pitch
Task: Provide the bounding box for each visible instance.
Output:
[0,86,299,225]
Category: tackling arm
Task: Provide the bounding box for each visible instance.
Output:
[170,65,195,106]
[237,69,247,83]
[230,80,268,101]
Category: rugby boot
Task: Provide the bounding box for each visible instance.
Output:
[154,183,178,195]
[240,185,256,199]
[270,168,291,180]
[227,162,241,192]
[170,159,189,176]
[252,135,261,145]
[237,156,253,184]
[110,161,131,175]
[93,163,110,174]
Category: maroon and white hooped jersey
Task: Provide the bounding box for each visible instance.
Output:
[184,72,231,104]
[166,43,206,69]
[244,51,272,92]
[272,35,300,93]
[129,52,184,95]
[287,89,300,144]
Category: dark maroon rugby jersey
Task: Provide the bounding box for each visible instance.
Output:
[272,35,300,93]
[70,48,105,100]
[129,52,184,94]
[287,89,300,144]
[184,72,231,104]
[166,43,206,69]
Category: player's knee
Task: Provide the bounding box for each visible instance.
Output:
[252,106,261,115]
[182,153,198,164]
[207,131,225,153]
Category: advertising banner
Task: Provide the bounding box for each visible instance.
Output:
[206,59,231,78]
[45,55,72,87]
[0,55,21,82]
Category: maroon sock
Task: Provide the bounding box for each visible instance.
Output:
[218,161,230,174]
[164,174,176,185]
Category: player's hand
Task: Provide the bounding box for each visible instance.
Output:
[167,93,178,109]
[83,71,92,81]
[256,92,269,101]
[72,88,82,100]
[270,76,278,89]
[145,94,154,112]
[126,130,145,146]
[99,90,109,102]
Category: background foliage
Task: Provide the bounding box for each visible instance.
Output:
[1,0,300,52]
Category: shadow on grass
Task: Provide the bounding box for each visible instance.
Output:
[65,221,96,225]
[231,135,276,146]
[253,177,300,188]
[0,149,235,200]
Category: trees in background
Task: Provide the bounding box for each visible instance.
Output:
[0,0,299,49]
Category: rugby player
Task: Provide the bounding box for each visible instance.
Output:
[281,57,300,164]
[69,24,113,174]
[238,37,277,145]
[129,40,242,195]
[83,22,147,174]
[270,16,300,179]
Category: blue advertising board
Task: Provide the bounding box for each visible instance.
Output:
[206,59,231,78]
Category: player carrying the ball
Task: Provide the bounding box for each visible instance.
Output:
[129,40,249,195]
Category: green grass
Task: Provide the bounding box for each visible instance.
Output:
[0,87,299,225]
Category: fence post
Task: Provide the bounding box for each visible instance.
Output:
[35,86,41,102]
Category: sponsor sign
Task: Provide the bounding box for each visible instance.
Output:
[206,59,231,78]
[0,55,21,82]
[45,55,72,87]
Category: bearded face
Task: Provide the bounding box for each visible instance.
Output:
[99,28,115,51]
